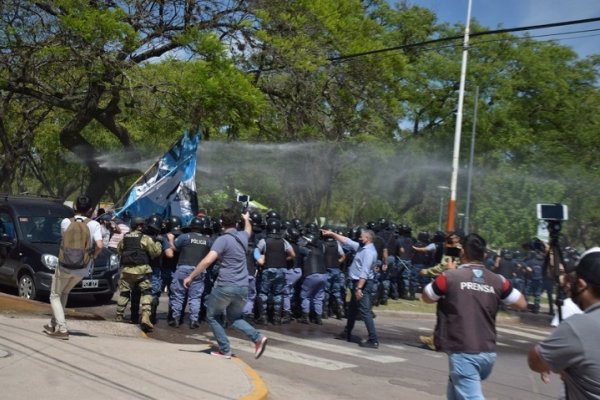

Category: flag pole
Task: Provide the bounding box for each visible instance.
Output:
[113,134,187,211]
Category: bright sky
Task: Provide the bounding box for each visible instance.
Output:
[406,0,600,57]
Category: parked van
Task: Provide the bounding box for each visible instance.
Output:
[0,195,119,302]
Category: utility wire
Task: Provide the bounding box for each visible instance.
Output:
[330,17,600,62]
[397,27,600,57]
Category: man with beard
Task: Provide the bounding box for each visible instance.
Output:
[528,247,600,398]
[321,227,379,349]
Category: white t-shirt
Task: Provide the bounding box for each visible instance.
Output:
[59,215,102,278]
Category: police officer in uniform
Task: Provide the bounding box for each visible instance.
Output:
[243,211,265,321]
[282,227,303,323]
[160,216,182,323]
[298,233,329,324]
[255,218,295,325]
[166,216,212,328]
[323,229,346,319]
[116,217,163,332]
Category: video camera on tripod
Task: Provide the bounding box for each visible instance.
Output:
[536,203,568,323]
[537,203,568,222]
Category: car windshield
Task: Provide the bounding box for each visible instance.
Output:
[19,216,64,244]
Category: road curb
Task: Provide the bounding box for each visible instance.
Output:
[234,357,269,400]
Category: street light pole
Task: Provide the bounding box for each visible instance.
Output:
[447,0,473,232]
[464,86,479,235]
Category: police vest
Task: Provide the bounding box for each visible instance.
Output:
[398,236,414,260]
[246,231,263,276]
[121,232,149,266]
[178,232,210,266]
[323,240,340,268]
[264,236,287,268]
[384,230,398,257]
[373,235,386,261]
[303,244,327,276]
[412,242,431,265]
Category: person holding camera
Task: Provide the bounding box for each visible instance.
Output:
[183,207,268,359]
[528,247,600,398]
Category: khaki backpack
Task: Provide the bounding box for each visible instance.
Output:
[59,217,92,269]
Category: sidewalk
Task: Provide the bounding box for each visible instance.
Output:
[0,293,268,400]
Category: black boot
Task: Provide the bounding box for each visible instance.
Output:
[299,313,309,324]
[255,313,267,325]
[130,309,139,324]
[281,311,292,324]
[314,314,323,325]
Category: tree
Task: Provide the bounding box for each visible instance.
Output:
[0,0,261,205]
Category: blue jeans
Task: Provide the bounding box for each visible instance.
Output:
[346,279,378,342]
[206,285,262,354]
[447,352,496,400]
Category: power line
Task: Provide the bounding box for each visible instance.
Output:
[329,17,600,62]
[402,27,600,57]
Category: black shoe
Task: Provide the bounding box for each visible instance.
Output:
[359,339,379,349]
[189,320,200,329]
[334,330,351,342]
[168,319,180,328]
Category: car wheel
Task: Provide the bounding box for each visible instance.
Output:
[93,293,114,303]
[18,273,38,300]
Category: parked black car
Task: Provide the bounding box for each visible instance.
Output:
[0,195,119,302]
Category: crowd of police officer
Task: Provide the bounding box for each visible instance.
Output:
[104,210,577,332]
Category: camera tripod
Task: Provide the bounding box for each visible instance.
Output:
[544,220,566,324]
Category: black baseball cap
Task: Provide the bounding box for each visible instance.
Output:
[574,247,600,286]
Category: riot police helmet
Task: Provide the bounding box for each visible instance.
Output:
[267,219,282,235]
[211,216,222,233]
[348,225,365,241]
[250,211,263,225]
[432,230,445,243]
[265,210,281,221]
[366,221,377,231]
[145,214,163,234]
[189,216,210,232]
[286,227,301,244]
[291,218,304,230]
[304,222,319,235]
[377,218,389,230]
[417,231,430,244]
[281,219,292,230]
[131,216,146,229]
[166,216,182,232]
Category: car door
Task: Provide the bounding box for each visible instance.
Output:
[0,210,19,285]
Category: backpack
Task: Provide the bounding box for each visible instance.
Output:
[59,217,92,269]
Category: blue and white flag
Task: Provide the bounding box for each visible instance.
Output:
[116,132,200,226]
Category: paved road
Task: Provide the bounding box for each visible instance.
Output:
[70,294,563,400]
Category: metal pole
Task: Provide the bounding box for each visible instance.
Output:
[438,193,444,231]
[464,86,479,234]
[447,0,473,232]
